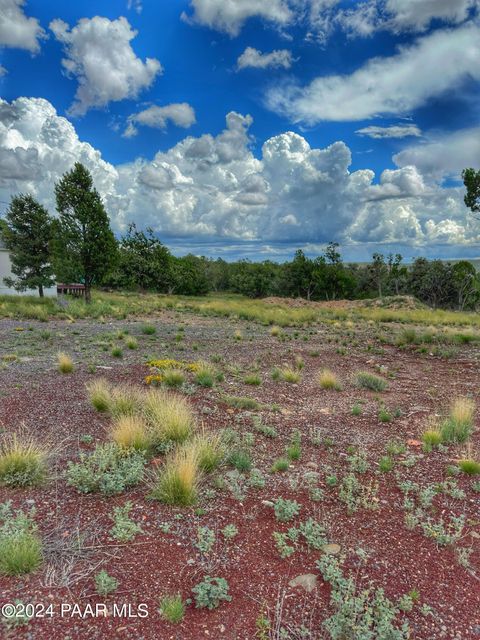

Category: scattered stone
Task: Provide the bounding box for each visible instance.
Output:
[322,543,341,555]
[306,462,318,469]
[289,573,317,593]
[261,500,274,507]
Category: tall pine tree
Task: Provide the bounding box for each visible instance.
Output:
[1,194,55,297]
[53,163,117,303]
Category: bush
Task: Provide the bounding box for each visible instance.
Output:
[95,570,118,596]
[354,371,388,392]
[57,351,73,373]
[318,369,342,390]
[273,498,300,522]
[440,397,475,443]
[151,447,199,506]
[0,502,42,576]
[110,415,149,452]
[66,443,145,495]
[159,594,185,623]
[192,576,231,610]
[0,433,48,487]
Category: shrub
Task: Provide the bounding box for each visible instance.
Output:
[95,570,118,596]
[110,415,149,452]
[354,371,388,392]
[317,555,410,639]
[318,369,342,390]
[440,397,475,443]
[66,443,145,495]
[228,449,252,472]
[159,594,185,623]
[0,433,48,487]
[109,502,142,542]
[86,378,112,412]
[144,390,195,448]
[192,576,231,610]
[57,351,73,373]
[273,498,300,522]
[151,447,199,505]
[0,502,42,576]
[457,459,480,475]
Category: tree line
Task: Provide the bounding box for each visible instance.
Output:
[1,163,480,310]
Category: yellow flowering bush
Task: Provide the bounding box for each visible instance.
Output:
[145,359,201,385]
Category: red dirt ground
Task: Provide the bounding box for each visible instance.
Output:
[0,311,478,639]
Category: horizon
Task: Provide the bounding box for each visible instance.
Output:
[1,1,480,262]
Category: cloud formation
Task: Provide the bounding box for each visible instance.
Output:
[237,47,293,70]
[182,0,293,36]
[50,16,162,116]
[0,97,475,257]
[124,103,196,138]
[356,124,422,138]
[266,23,480,123]
[0,0,45,53]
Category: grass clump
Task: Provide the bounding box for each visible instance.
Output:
[0,433,48,487]
[194,362,216,387]
[57,351,73,373]
[440,397,475,443]
[457,459,480,475]
[110,415,150,452]
[95,570,118,596]
[222,395,261,410]
[126,337,138,350]
[159,594,185,623]
[280,366,301,383]
[190,432,224,472]
[318,369,342,390]
[227,449,252,473]
[244,373,261,386]
[144,390,195,448]
[355,371,388,392]
[151,447,200,506]
[422,429,442,450]
[141,324,156,335]
[0,502,42,576]
[86,378,112,412]
[162,368,185,388]
[111,346,123,358]
[66,443,145,495]
[271,457,289,473]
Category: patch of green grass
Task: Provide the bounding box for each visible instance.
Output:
[244,373,261,386]
[271,458,289,473]
[440,397,475,443]
[355,371,388,392]
[457,459,480,475]
[141,325,156,335]
[159,594,185,623]
[222,395,261,410]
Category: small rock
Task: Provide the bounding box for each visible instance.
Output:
[289,573,317,593]
[262,500,274,507]
[322,543,341,555]
[306,462,318,469]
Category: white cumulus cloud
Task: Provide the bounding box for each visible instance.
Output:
[266,23,480,123]
[356,124,422,138]
[237,47,293,70]
[50,16,162,116]
[0,0,45,53]
[181,0,293,36]
[123,103,196,138]
[0,97,475,254]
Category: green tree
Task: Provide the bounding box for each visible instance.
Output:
[462,168,480,217]
[451,260,480,310]
[0,194,55,297]
[114,223,172,291]
[370,252,388,297]
[53,163,117,303]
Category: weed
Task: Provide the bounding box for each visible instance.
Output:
[95,570,118,596]
[109,502,142,542]
[273,498,300,522]
[192,576,231,609]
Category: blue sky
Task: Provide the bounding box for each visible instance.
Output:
[0,0,479,261]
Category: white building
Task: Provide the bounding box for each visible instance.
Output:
[0,239,57,297]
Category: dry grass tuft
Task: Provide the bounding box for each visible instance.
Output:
[144,389,195,447]
[318,369,342,390]
[441,397,475,443]
[151,446,200,505]
[110,415,150,451]
[0,432,49,487]
[57,352,73,374]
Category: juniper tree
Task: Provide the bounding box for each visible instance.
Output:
[0,194,55,297]
[53,163,117,303]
